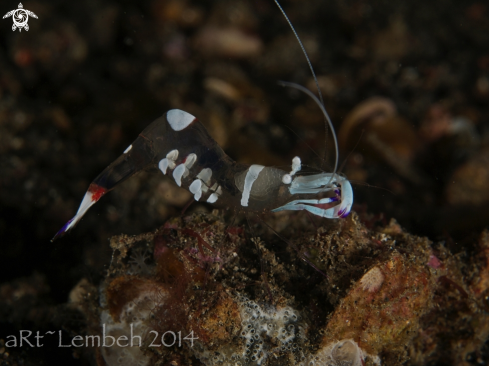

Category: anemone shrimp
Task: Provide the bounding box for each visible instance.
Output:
[52,1,353,241]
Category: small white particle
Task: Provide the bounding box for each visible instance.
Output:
[167,109,196,131]
[123,145,132,154]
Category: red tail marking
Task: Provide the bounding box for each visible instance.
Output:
[88,183,107,202]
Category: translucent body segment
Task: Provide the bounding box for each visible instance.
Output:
[235,167,286,198]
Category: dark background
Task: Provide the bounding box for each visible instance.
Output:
[0,0,488,364]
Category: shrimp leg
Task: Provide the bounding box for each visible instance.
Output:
[272,177,353,219]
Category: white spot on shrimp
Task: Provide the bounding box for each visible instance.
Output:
[197,168,212,185]
[184,153,197,169]
[282,174,292,184]
[241,165,265,207]
[291,156,301,173]
[205,184,222,204]
[207,193,218,203]
[359,267,384,292]
[166,109,196,131]
[159,150,179,174]
[166,149,179,161]
[173,164,186,186]
[282,156,301,184]
[189,179,202,201]
[158,159,169,174]
[172,153,197,184]
[123,145,132,154]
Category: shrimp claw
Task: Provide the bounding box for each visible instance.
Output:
[272,175,353,219]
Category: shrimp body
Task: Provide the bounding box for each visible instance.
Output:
[53,0,356,240]
[53,109,353,240]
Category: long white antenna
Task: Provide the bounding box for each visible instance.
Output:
[273,0,324,106]
[273,0,335,174]
[278,81,338,177]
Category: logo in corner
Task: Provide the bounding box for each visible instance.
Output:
[3,3,38,32]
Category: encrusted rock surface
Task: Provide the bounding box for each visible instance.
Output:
[69,212,489,366]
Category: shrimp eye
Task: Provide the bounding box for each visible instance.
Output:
[282,174,292,184]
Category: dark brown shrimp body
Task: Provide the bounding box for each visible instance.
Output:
[53,0,356,241]
[53,110,308,240]
[99,111,295,213]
